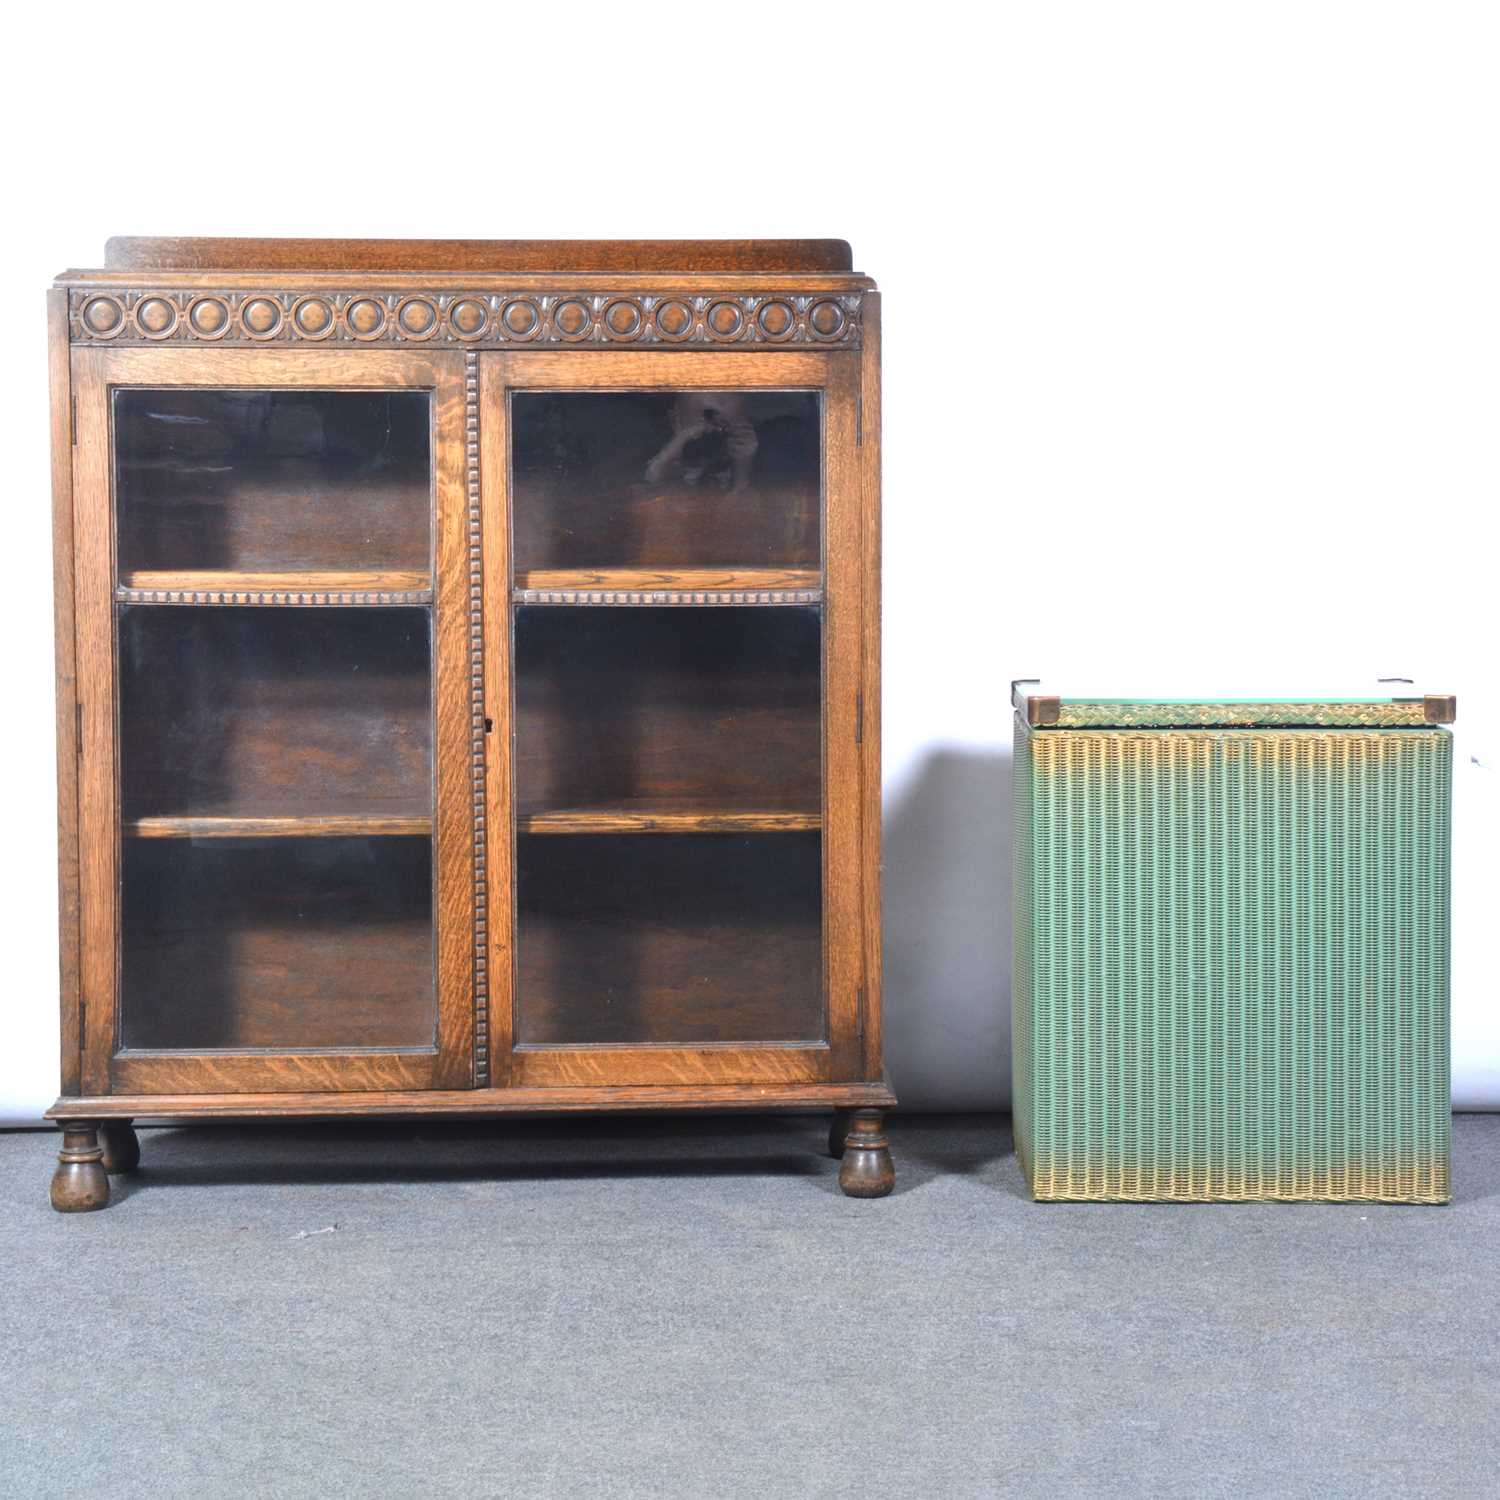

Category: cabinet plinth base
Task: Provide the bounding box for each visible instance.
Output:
[46,1084,895,1203]
[48,1078,896,1121]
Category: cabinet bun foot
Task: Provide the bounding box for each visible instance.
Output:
[837,1109,895,1198]
[50,1124,110,1212]
[100,1121,141,1174]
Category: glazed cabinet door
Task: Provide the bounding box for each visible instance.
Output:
[71,347,475,1093]
[482,350,868,1086]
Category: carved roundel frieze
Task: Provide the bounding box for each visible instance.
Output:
[806,298,846,340]
[654,299,695,342]
[551,299,594,341]
[499,298,541,339]
[134,296,179,338]
[395,296,439,340]
[80,295,126,338]
[756,299,796,340]
[705,299,746,341]
[448,298,491,339]
[187,296,231,338]
[290,296,336,339]
[70,285,862,346]
[239,296,285,339]
[345,297,388,339]
[602,299,644,341]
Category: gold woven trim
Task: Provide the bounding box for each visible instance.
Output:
[1049,701,1429,728]
[1023,1151,1452,1203]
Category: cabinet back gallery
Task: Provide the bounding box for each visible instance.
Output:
[46,238,892,1209]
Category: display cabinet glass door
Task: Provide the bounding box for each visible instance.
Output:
[72,348,472,1094]
[487,350,864,1086]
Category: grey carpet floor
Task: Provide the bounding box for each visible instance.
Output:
[1,1114,1496,1500]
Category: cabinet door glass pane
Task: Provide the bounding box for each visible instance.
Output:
[518,833,821,1046]
[510,387,825,1051]
[113,387,437,1055]
[114,388,431,574]
[121,837,433,1050]
[512,391,820,570]
[515,607,820,823]
[119,607,432,825]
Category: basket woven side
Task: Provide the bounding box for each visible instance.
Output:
[1014,723,1451,1202]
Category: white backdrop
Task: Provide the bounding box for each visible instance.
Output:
[0,2,1494,1121]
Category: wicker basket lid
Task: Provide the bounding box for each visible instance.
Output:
[1011,680,1457,729]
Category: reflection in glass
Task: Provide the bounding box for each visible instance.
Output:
[512,391,820,571]
[114,389,432,574]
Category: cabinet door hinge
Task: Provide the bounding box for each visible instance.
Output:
[856,985,866,1044]
[70,394,77,446]
[75,702,83,755]
[855,690,863,745]
[856,394,863,447]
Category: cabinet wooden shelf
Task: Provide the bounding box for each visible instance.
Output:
[518,805,821,835]
[45,237,891,1211]
[125,815,433,840]
[118,570,433,605]
[513,568,821,606]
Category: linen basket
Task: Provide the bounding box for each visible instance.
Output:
[1011,682,1454,1203]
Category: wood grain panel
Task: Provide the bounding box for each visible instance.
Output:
[429,353,474,1087]
[65,271,871,298]
[110,1052,439,1094]
[121,570,430,594]
[72,349,120,1095]
[512,1046,830,1088]
[125,815,431,839]
[498,350,833,391]
[516,568,820,593]
[519,807,818,835]
[50,290,81,1095]
[104,238,855,274]
[83,346,454,390]
[858,294,884,1080]
[478,354,515,1085]
[821,355,865,1079]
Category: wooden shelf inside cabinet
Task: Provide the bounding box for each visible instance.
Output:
[116,571,433,606]
[519,806,822,835]
[124,815,433,840]
[514,569,822,606]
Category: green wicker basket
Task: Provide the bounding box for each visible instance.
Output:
[1011,683,1454,1202]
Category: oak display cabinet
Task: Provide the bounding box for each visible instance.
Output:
[47,238,891,1210]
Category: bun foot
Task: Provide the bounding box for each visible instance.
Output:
[100,1121,141,1174]
[50,1124,110,1213]
[837,1110,895,1198]
[828,1109,852,1159]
